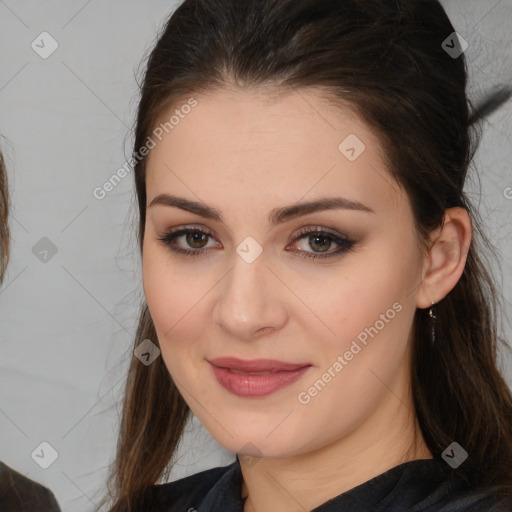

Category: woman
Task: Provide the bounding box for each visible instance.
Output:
[106,0,512,510]
[0,152,61,511]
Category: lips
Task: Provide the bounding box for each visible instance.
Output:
[208,357,310,373]
[208,357,312,397]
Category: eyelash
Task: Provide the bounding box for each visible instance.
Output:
[157,225,355,260]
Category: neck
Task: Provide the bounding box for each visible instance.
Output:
[240,385,432,512]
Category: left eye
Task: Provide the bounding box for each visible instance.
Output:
[157,226,355,260]
[288,228,355,260]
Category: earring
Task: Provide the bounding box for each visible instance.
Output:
[428,301,437,346]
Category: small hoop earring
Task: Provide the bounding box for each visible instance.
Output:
[428,301,437,346]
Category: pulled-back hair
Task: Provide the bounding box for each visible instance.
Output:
[106,0,512,509]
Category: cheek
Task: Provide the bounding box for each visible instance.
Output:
[142,242,213,375]
[291,251,418,448]
[315,242,418,347]
[302,234,420,411]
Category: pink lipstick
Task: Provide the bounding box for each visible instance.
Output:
[208,357,312,397]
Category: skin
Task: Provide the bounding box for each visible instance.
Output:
[142,87,472,512]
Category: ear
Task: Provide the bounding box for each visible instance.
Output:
[416,207,472,309]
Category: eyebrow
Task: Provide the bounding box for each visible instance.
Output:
[148,194,375,225]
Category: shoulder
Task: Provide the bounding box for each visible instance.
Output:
[421,491,512,512]
[408,461,512,512]
[144,462,238,511]
[434,489,512,512]
[0,461,61,512]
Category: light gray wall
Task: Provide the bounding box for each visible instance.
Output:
[0,1,510,511]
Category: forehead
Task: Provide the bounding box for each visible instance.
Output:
[144,87,406,218]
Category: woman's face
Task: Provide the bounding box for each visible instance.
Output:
[142,88,427,459]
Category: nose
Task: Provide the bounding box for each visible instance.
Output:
[212,249,288,341]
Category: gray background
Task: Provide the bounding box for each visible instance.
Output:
[0,1,510,510]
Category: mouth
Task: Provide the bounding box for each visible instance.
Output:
[208,357,312,397]
[208,357,311,373]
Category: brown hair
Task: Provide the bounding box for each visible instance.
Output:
[106,0,512,509]
[0,148,9,283]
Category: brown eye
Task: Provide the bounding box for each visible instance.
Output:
[290,227,356,260]
[308,234,332,253]
[157,227,218,257]
[158,225,355,261]
[185,231,209,249]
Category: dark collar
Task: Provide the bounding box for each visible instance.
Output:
[151,455,504,511]
[197,456,454,511]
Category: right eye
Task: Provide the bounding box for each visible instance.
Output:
[157,226,219,257]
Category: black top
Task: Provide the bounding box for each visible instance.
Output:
[142,456,510,511]
[0,461,61,512]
